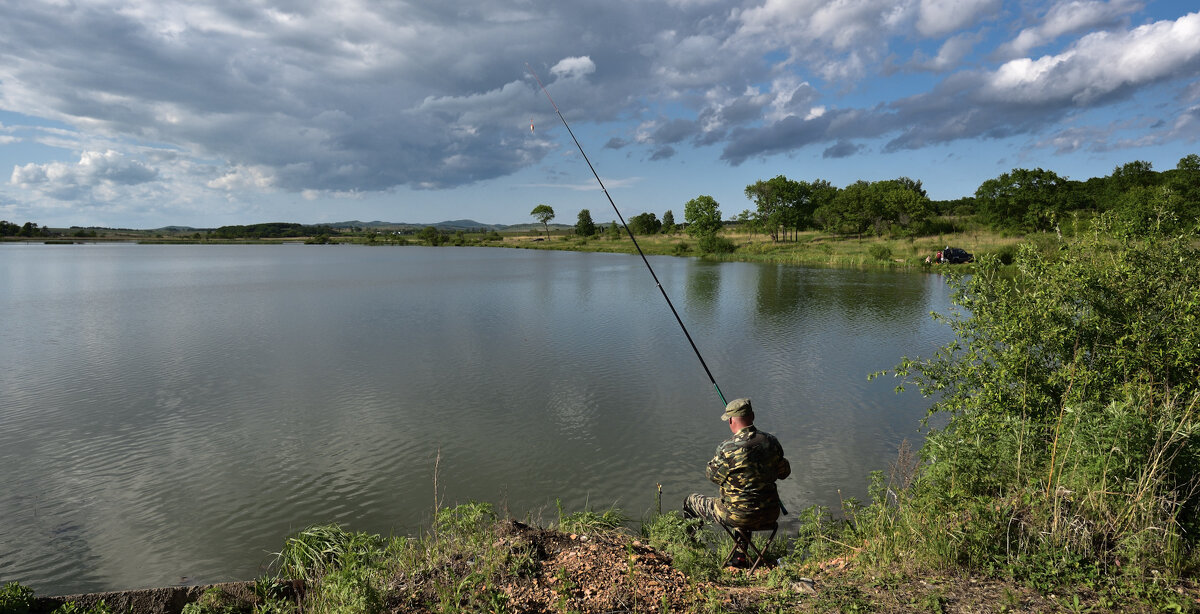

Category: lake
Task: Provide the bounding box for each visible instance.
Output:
[0,243,954,594]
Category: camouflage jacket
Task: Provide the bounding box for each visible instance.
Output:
[706,425,791,528]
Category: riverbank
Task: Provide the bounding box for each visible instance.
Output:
[9,505,1196,614]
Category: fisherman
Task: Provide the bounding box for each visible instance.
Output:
[684,398,791,534]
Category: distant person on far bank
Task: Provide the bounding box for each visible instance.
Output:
[684,398,790,530]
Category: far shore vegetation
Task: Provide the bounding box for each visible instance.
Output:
[3,155,1199,612]
[4,154,1198,272]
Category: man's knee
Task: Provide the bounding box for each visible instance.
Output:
[683,493,722,523]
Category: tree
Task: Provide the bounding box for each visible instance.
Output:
[627,212,661,235]
[744,175,818,241]
[575,209,596,236]
[608,220,620,239]
[417,226,444,246]
[974,168,1068,231]
[662,210,676,234]
[684,195,722,238]
[530,204,555,239]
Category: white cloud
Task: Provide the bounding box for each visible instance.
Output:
[999,0,1143,57]
[206,165,276,191]
[912,32,981,72]
[11,150,157,191]
[916,0,1001,37]
[550,57,596,80]
[984,11,1200,105]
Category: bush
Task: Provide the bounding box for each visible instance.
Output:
[868,244,892,261]
[885,213,1200,582]
[672,242,692,255]
[698,234,736,254]
[1,582,34,614]
[990,244,1017,265]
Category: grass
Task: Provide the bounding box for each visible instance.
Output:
[8,497,1197,613]
[497,223,1039,271]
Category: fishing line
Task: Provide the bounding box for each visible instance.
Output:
[526,63,728,408]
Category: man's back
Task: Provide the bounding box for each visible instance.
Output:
[706,425,791,528]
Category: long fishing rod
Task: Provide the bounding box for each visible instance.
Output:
[526,63,728,408]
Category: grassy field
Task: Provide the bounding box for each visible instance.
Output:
[8,219,1053,273]
[496,225,1039,271]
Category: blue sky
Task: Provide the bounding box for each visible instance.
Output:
[1,0,1197,229]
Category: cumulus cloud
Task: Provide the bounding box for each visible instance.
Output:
[11,150,158,200]
[721,10,1200,162]
[997,0,1143,58]
[916,0,1002,37]
[550,56,597,80]
[982,12,1200,106]
[910,33,982,72]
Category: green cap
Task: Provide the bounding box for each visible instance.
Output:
[720,398,753,421]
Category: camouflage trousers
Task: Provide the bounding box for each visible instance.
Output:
[683,493,729,526]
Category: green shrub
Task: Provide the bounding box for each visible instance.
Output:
[555,499,627,534]
[868,244,892,261]
[992,244,1017,265]
[1,582,35,614]
[884,213,1200,583]
[698,234,736,254]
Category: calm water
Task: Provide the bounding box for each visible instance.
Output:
[0,244,953,594]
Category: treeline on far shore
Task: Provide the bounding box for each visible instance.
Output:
[4,153,1197,250]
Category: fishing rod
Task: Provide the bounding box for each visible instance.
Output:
[526,63,728,408]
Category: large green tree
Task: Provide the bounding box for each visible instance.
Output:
[662,210,676,234]
[627,212,661,235]
[530,204,555,239]
[683,195,722,238]
[974,168,1068,231]
[575,209,596,236]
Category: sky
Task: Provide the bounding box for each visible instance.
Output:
[1,1,1198,229]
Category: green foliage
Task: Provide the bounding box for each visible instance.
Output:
[435,500,497,540]
[574,208,596,236]
[209,222,333,239]
[868,244,892,261]
[661,209,676,234]
[531,203,555,239]
[684,195,722,238]
[50,603,114,614]
[698,234,736,254]
[416,226,445,246]
[885,214,1200,583]
[815,178,931,236]
[0,582,34,614]
[671,241,691,255]
[180,587,245,614]
[274,524,389,582]
[555,498,627,534]
[627,211,662,235]
[641,511,723,580]
[743,176,837,241]
[974,168,1069,232]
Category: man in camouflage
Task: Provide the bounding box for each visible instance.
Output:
[684,398,790,530]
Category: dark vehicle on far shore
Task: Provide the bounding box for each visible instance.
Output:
[942,247,973,263]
